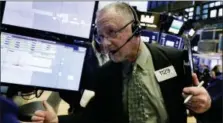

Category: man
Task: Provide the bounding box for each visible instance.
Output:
[32,3,211,123]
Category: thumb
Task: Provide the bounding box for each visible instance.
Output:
[42,100,54,112]
[192,73,199,86]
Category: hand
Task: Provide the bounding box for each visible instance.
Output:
[31,101,58,123]
[182,73,211,114]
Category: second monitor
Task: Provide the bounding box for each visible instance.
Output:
[1,32,87,91]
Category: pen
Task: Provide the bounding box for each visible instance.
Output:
[184,81,205,104]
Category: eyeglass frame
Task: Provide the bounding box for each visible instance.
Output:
[94,20,134,44]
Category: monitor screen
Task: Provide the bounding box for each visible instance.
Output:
[140,36,150,43]
[210,9,217,18]
[1,32,87,91]
[165,40,175,47]
[160,33,183,49]
[168,19,184,34]
[140,30,159,43]
[2,2,95,39]
[201,31,214,40]
[188,28,195,37]
[219,8,223,17]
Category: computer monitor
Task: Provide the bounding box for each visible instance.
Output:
[168,19,184,35]
[140,30,159,43]
[210,9,217,18]
[165,40,175,47]
[160,33,183,49]
[201,31,214,40]
[188,28,196,37]
[2,2,96,40]
[1,32,87,91]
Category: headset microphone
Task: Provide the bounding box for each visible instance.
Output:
[110,28,139,54]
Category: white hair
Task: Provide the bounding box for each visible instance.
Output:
[97,2,135,22]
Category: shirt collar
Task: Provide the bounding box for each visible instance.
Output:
[135,41,151,71]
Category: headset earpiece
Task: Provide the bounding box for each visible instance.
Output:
[122,3,141,36]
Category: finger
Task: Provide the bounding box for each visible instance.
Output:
[28,121,43,123]
[31,116,44,121]
[32,121,43,123]
[183,87,202,96]
[185,100,199,108]
[43,100,54,112]
[34,110,46,117]
[186,104,199,112]
[192,73,199,86]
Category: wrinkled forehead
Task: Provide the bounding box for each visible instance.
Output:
[96,9,125,27]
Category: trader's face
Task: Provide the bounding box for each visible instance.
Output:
[96,11,134,63]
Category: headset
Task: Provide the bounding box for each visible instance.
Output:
[93,3,141,54]
[122,2,141,36]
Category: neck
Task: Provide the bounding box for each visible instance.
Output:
[127,40,141,63]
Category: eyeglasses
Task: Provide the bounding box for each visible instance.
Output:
[94,20,134,44]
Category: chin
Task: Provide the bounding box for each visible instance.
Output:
[109,54,124,63]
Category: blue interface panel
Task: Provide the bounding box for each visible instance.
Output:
[1,32,86,91]
[160,33,184,49]
[140,30,159,43]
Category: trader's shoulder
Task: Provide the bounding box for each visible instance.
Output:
[146,43,187,61]
[149,43,183,54]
